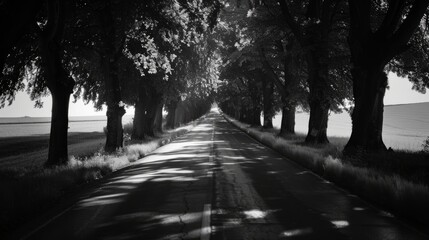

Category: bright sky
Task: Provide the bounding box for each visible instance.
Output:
[0,73,427,117]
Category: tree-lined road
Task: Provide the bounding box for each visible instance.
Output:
[12,110,426,240]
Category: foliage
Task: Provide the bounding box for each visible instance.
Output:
[423,137,429,153]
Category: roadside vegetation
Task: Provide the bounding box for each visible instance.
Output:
[216,0,429,230]
[0,117,204,236]
[1,0,429,236]
[223,113,429,229]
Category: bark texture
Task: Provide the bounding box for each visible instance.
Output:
[279,105,295,136]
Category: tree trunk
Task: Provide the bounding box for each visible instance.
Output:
[279,105,295,136]
[103,59,125,151]
[154,102,163,133]
[344,64,388,154]
[251,110,261,126]
[343,0,429,154]
[262,78,274,129]
[105,105,125,152]
[132,86,157,139]
[166,98,178,129]
[101,0,125,152]
[175,101,186,127]
[305,52,330,144]
[142,95,157,137]
[152,94,163,133]
[45,90,73,166]
[306,99,329,144]
[132,96,145,140]
[38,0,75,166]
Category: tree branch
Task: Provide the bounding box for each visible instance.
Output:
[390,0,429,50]
[278,0,306,45]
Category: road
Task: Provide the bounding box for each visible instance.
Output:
[12,110,427,240]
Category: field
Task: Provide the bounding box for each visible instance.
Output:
[0,132,106,169]
[0,115,134,169]
[271,102,429,151]
[0,102,428,169]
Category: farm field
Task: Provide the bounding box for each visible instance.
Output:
[0,115,134,169]
[271,102,429,151]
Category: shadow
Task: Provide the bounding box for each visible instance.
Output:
[22,114,220,240]
[210,115,427,240]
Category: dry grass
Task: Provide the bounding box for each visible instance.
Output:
[223,113,429,228]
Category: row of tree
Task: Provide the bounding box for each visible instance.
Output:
[0,0,221,166]
[216,0,429,154]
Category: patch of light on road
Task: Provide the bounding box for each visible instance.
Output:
[193,124,212,131]
[157,168,194,174]
[353,207,366,211]
[211,107,220,113]
[141,153,209,164]
[151,176,198,182]
[160,212,201,225]
[331,220,349,229]
[243,209,268,219]
[223,156,246,160]
[78,193,127,207]
[281,227,313,237]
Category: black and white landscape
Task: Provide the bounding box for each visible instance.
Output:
[1,1,429,239]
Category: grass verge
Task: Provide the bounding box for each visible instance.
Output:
[222,113,429,231]
[0,117,203,236]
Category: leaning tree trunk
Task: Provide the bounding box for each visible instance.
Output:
[101,1,125,152]
[279,104,295,137]
[305,52,330,144]
[344,60,388,154]
[39,0,75,167]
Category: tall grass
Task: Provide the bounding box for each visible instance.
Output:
[0,118,201,237]
[223,113,429,229]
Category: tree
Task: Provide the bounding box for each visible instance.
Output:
[71,0,151,150]
[1,0,75,166]
[344,0,429,154]
[278,0,350,143]
[37,0,75,166]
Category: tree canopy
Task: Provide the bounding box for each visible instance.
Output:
[1,0,429,166]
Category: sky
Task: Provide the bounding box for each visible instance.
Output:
[0,73,428,117]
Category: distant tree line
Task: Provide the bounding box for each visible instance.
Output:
[0,0,221,166]
[216,0,429,155]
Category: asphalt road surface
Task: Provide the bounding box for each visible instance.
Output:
[12,110,427,240]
